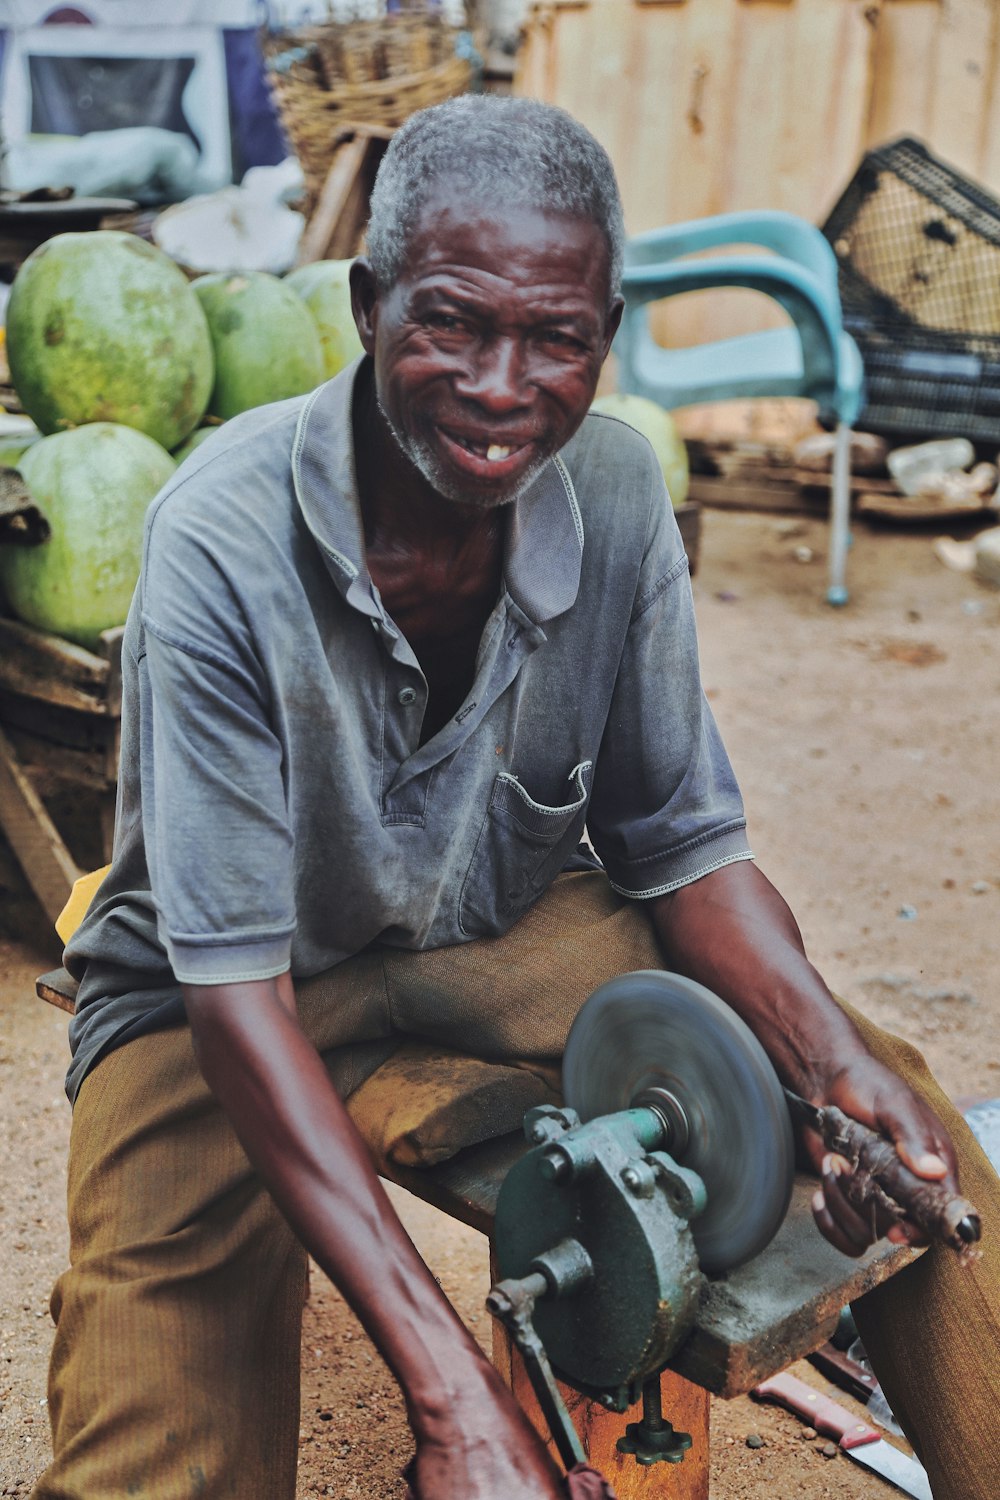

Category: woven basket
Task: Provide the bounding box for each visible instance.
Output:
[265,14,473,213]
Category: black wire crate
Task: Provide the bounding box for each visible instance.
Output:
[822,137,1000,443]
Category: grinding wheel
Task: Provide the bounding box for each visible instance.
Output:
[562,970,794,1273]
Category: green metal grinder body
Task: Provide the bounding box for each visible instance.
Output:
[493,1102,707,1398]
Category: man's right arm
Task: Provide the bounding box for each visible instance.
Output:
[183,975,566,1500]
[141,513,566,1495]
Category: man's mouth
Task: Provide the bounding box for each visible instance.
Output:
[447,432,523,463]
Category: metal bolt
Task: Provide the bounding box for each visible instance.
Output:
[621,1160,657,1198]
[540,1149,571,1183]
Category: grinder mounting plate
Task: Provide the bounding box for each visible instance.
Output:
[562,970,795,1272]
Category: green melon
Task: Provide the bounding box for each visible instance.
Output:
[0,428,41,470]
[285,259,363,380]
[0,423,176,650]
[193,272,324,420]
[5,231,214,451]
[590,393,690,508]
[172,426,217,465]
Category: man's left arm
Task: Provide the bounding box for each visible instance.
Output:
[647,859,960,1256]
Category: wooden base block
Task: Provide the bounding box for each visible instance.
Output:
[497,1337,710,1498]
[490,1249,709,1498]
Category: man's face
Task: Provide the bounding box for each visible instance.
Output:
[353,188,622,509]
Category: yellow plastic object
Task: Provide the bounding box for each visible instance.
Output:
[55,865,110,944]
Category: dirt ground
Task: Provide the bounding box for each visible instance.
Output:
[2,505,998,1499]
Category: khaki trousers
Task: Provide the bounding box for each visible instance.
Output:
[35,873,1000,1499]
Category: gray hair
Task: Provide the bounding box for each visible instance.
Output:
[366,95,625,306]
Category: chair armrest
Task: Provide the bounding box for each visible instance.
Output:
[626,211,841,303]
[620,253,845,369]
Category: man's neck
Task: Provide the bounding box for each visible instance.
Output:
[351,364,508,743]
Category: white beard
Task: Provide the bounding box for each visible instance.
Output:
[376,394,551,511]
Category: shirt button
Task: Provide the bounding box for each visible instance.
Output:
[397,686,418,706]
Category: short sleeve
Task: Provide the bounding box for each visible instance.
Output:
[586,483,753,897]
[137,493,296,985]
[138,628,296,983]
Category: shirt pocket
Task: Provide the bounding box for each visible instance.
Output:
[458,760,593,938]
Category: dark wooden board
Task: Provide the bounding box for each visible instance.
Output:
[0,728,79,924]
[1,722,115,794]
[0,198,137,268]
[685,437,899,516]
[0,690,118,755]
[0,617,121,714]
[0,467,49,546]
[687,473,829,515]
[36,966,78,1016]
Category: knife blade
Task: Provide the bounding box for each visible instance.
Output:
[752,1371,933,1500]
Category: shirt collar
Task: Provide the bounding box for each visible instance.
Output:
[292,357,585,626]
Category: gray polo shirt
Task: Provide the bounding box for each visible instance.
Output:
[64,358,752,1102]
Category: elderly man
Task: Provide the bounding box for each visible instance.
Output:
[38,97,997,1500]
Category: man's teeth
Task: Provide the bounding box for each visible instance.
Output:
[451,433,516,461]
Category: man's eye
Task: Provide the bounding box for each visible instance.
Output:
[539,329,583,351]
[428,313,465,333]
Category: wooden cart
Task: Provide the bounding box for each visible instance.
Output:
[0,616,122,927]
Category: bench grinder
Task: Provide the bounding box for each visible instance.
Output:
[486,970,981,1474]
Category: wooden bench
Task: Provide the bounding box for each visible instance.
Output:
[37,964,917,1499]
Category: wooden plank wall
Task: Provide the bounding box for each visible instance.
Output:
[868,0,1000,189]
[516,0,1000,350]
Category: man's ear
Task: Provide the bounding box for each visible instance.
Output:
[601,295,625,361]
[350,258,379,356]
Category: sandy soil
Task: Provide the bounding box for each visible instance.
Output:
[1,506,997,1498]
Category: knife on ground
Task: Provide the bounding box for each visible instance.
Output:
[807,1340,879,1403]
[752,1371,933,1500]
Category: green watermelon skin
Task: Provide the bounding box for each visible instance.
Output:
[590,394,690,508]
[172,426,217,465]
[285,260,363,380]
[0,434,41,469]
[193,272,324,420]
[6,231,214,452]
[0,423,176,651]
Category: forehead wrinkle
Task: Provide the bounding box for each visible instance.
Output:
[405,270,605,330]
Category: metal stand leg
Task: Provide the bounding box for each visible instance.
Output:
[827,422,852,606]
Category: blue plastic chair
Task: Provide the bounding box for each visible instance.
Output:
[615,210,865,605]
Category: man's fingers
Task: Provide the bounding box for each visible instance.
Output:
[894,1141,949,1179]
[812,1153,931,1255]
[802,1064,964,1255]
[870,1089,960,1188]
[811,1188,867,1258]
[823,1156,879,1241]
[829,1066,961,1194]
[886,1221,927,1247]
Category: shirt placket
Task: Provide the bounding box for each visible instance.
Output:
[377,594,547,825]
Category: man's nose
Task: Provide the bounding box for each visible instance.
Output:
[454,339,529,410]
